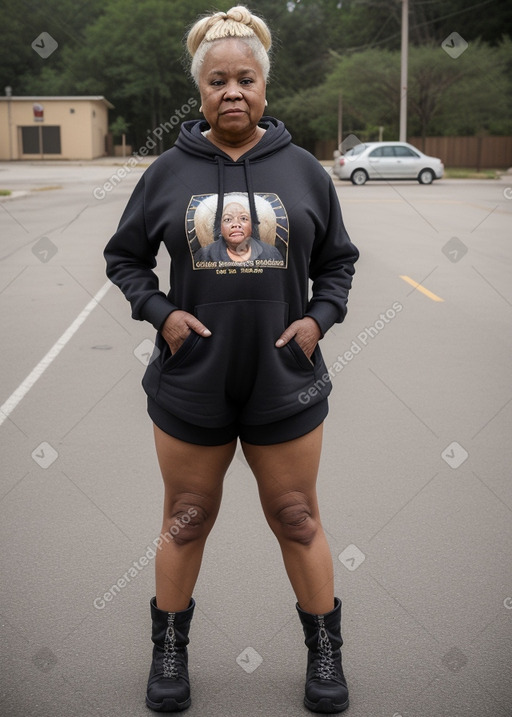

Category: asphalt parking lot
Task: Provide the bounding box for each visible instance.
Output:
[1,159,511,717]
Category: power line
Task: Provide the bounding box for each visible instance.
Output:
[341,0,498,53]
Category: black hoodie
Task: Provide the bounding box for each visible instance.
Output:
[104,117,359,428]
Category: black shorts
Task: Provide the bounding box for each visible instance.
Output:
[148,397,328,446]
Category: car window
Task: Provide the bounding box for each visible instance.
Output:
[369,146,395,157]
[393,146,420,157]
[345,143,366,157]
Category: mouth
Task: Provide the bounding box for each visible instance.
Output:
[222,108,245,115]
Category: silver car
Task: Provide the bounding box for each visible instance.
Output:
[332,141,444,185]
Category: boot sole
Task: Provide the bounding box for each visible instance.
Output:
[304,696,349,714]
[145,695,191,712]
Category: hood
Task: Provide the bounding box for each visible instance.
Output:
[175,116,292,162]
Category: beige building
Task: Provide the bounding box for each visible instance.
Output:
[0,96,114,160]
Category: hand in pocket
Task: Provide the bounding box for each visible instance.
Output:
[275,317,322,359]
[161,310,212,354]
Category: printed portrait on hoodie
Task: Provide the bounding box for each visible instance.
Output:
[186,192,288,271]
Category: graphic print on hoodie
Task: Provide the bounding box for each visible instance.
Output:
[187,191,288,270]
[104,118,359,429]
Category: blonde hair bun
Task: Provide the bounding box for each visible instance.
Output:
[226,6,251,24]
[187,5,272,58]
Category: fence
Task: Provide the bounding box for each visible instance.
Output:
[408,136,512,170]
[315,136,512,169]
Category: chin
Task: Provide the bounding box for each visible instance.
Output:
[220,115,251,127]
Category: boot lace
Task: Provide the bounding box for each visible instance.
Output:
[163,612,178,679]
[315,617,337,681]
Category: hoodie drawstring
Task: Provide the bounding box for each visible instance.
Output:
[243,158,261,241]
[213,155,261,242]
[213,156,225,240]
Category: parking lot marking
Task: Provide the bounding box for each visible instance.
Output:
[400,275,444,302]
[0,280,112,428]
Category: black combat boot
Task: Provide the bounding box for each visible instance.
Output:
[145,597,195,712]
[296,598,349,713]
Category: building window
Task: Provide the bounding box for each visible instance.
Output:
[21,126,61,154]
[21,126,40,154]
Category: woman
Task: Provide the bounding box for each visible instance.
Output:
[194,198,284,264]
[104,6,358,714]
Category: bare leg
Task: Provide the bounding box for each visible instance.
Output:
[242,424,334,615]
[153,424,237,612]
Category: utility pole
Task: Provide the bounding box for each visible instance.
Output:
[5,86,13,160]
[337,92,343,149]
[399,0,408,142]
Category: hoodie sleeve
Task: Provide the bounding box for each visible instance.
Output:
[305,179,359,336]
[103,174,177,331]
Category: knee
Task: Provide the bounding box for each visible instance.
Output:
[163,493,213,547]
[271,492,318,546]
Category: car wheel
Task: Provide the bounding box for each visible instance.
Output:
[351,169,368,185]
[418,169,435,185]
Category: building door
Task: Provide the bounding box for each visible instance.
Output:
[20,126,61,155]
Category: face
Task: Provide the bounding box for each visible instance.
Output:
[221,203,252,249]
[198,38,266,141]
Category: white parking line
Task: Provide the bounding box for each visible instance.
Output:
[0,280,112,428]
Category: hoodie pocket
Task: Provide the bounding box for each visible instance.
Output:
[160,331,200,371]
[141,329,209,414]
[288,337,315,370]
[142,300,331,428]
[238,302,331,425]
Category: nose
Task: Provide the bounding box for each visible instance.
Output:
[223,81,243,101]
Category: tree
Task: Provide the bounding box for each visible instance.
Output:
[425,39,512,136]
[1,0,510,153]
[0,0,105,94]
[56,0,209,151]
[271,40,512,148]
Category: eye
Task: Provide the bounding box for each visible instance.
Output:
[240,78,254,85]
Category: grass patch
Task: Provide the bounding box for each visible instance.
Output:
[0,189,12,196]
[444,168,502,179]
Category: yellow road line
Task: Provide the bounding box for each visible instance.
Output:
[400,275,444,302]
